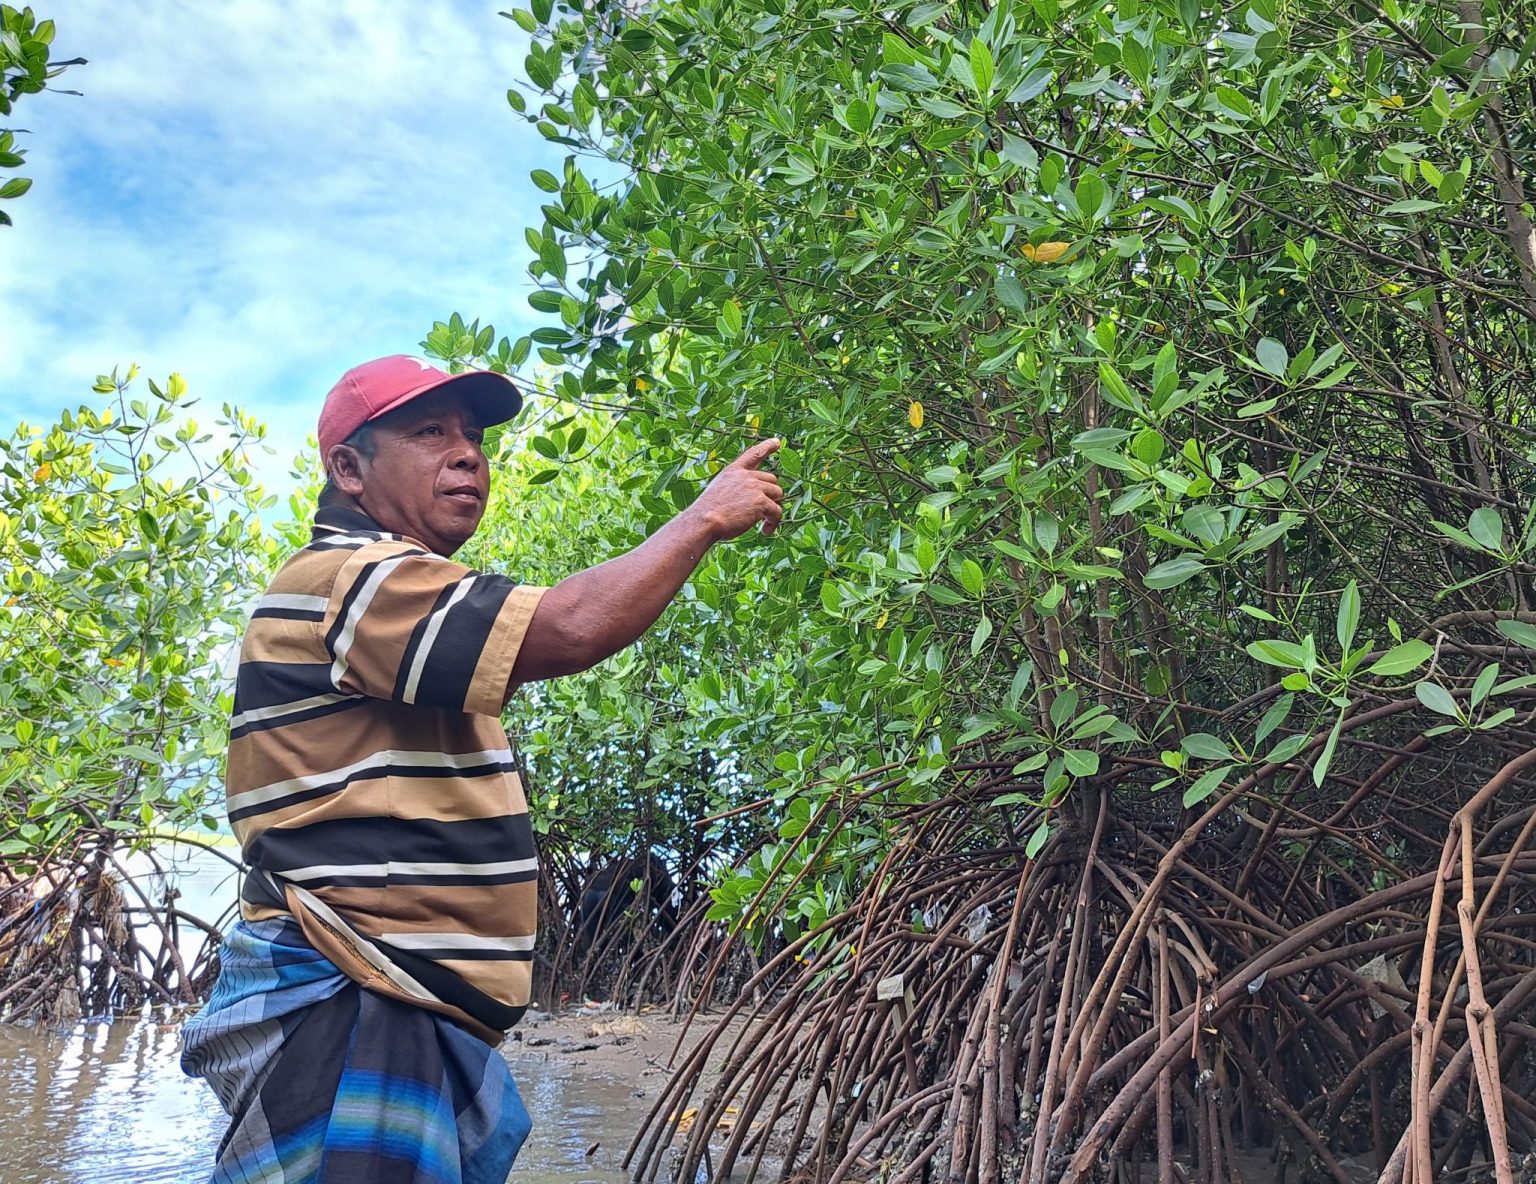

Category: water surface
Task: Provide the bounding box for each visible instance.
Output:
[0,1018,646,1183]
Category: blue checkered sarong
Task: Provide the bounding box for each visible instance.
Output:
[181,918,530,1184]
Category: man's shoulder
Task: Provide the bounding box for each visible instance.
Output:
[247,533,401,618]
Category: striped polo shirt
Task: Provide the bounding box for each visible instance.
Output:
[227,506,547,1042]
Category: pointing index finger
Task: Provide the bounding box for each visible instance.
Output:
[732,437,782,471]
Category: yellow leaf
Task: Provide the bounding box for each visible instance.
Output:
[634,376,649,391]
[671,1108,699,1134]
[908,400,924,429]
[748,413,761,430]
[1023,241,1070,264]
[1328,86,1343,98]
[875,609,889,629]
[4,597,17,607]
[104,657,125,668]
[1380,95,1403,108]
[33,463,51,482]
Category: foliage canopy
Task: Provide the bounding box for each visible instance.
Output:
[0,373,274,1018]
[0,4,78,225]
[454,0,1536,1175]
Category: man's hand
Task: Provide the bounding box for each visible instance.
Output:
[688,438,785,540]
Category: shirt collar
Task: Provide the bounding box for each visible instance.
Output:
[311,505,389,539]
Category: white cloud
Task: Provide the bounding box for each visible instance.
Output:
[0,0,575,485]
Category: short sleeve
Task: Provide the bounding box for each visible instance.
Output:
[321,539,548,715]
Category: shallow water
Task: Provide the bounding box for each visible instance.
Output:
[2,842,655,1182]
[0,1018,646,1183]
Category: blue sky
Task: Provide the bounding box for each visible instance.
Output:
[0,1,568,485]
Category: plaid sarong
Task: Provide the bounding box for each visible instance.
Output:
[181,918,530,1184]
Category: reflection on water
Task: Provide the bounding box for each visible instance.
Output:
[0,1021,223,1184]
[0,1019,645,1183]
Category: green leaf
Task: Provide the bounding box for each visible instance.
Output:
[1478,707,1516,731]
[1144,557,1207,589]
[1336,579,1359,651]
[1075,172,1108,221]
[1007,661,1034,710]
[1496,619,1536,649]
[1267,733,1308,762]
[1049,687,1079,730]
[1025,819,1050,858]
[959,559,985,596]
[1034,515,1059,554]
[1255,337,1288,378]
[969,37,995,100]
[1064,749,1100,777]
[1247,639,1306,669]
[1006,68,1053,103]
[1415,682,1461,718]
[1181,732,1232,761]
[1214,86,1254,119]
[1431,519,1485,552]
[1000,133,1039,170]
[1121,38,1150,85]
[1312,714,1342,787]
[1366,639,1433,676]
[1072,428,1134,452]
[1470,663,1499,707]
[970,613,993,655]
[995,272,1028,314]
[1467,507,1504,551]
[1254,694,1294,745]
[1182,764,1230,807]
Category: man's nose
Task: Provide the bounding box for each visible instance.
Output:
[449,433,482,468]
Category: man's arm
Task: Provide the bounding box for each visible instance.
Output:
[508,438,784,684]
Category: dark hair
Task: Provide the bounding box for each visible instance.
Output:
[317,423,378,508]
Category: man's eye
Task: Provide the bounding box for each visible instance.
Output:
[421,424,442,435]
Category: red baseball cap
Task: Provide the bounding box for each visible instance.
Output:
[317,355,523,456]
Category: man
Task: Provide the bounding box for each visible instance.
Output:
[181,354,783,1183]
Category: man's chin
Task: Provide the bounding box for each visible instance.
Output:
[436,517,482,557]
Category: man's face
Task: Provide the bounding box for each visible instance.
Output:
[342,392,491,556]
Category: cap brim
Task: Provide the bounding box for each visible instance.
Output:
[370,369,524,431]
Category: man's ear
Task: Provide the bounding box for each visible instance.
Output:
[326,443,368,497]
